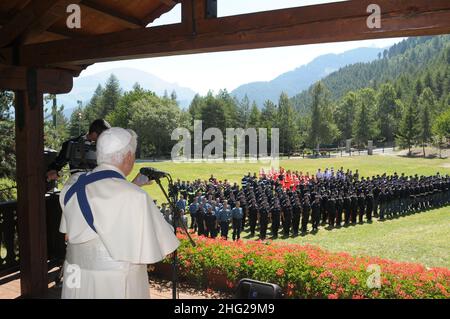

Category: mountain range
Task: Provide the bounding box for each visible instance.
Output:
[56,47,385,117]
[231,47,384,107]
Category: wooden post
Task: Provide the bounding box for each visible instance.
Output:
[14,69,48,298]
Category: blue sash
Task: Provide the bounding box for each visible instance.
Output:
[64,170,125,232]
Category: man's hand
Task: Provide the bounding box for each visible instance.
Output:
[132,172,153,187]
[47,170,59,181]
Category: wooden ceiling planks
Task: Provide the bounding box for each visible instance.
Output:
[1,0,448,68]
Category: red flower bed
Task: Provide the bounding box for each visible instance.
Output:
[156,232,450,299]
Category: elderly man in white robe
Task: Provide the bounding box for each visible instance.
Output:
[59,127,179,299]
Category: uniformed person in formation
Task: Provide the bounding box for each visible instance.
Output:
[311,195,321,232]
[204,206,218,238]
[217,200,232,240]
[301,195,311,233]
[259,201,270,240]
[271,197,281,239]
[248,198,259,237]
[231,201,243,241]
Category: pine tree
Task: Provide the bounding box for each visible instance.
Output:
[261,100,277,129]
[99,74,121,118]
[335,91,357,141]
[396,101,419,155]
[353,90,376,147]
[248,102,261,127]
[84,84,104,123]
[237,95,251,128]
[377,83,397,142]
[307,82,338,150]
[418,89,434,157]
[277,92,298,155]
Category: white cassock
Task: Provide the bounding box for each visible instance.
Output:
[59,163,180,299]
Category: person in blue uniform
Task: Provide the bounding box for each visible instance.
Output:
[231,201,243,241]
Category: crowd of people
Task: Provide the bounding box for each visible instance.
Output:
[160,167,450,241]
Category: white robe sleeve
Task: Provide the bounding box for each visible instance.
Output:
[93,186,180,264]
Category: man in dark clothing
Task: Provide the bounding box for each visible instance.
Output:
[343,194,351,225]
[259,201,270,240]
[196,204,206,236]
[358,192,366,223]
[335,195,343,227]
[311,196,321,231]
[231,201,243,241]
[248,200,258,237]
[366,192,374,222]
[46,119,111,180]
[204,206,217,238]
[271,199,281,239]
[291,194,302,236]
[281,199,292,236]
[301,195,311,233]
[327,196,336,227]
[350,193,358,224]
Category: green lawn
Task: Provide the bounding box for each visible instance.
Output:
[128,155,450,269]
[241,207,450,269]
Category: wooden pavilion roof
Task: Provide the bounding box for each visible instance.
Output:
[0,0,178,75]
[0,0,450,81]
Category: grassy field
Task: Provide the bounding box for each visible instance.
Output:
[128,155,450,269]
[240,207,450,269]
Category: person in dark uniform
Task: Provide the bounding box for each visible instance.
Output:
[231,201,243,241]
[281,197,292,237]
[291,193,301,236]
[335,194,343,227]
[248,199,258,237]
[311,195,321,231]
[358,191,366,223]
[196,203,206,236]
[217,200,232,240]
[327,195,336,228]
[46,119,111,180]
[343,193,351,225]
[204,206,217,238]
[189,198,199,231]
[259,201,270,240]
[366,191,374,222]
[320,191,328,224]
[350,192,358,224]
[301,195,311,233]
[271,198,281,239]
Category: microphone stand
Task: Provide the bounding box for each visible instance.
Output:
[153,174,196,300]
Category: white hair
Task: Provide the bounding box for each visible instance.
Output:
[96,128,138,166]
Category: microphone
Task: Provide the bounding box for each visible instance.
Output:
[140,167,169,180]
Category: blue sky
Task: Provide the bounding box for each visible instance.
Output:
[80,0,404,94]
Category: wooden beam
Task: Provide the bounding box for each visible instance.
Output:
[159,0,177,5]
[21,0,83,45]
[14,71,48,298]
[80,0,144,29]
[0,66,73,93]
[0,0,61,48]
[4,0,450,66]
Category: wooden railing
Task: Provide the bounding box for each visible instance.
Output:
[0,192,66,280]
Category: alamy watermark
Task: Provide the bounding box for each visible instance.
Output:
[366,264,382,289]
[367,4,381,29]
[171,120,280,169]
[66,4,81,29]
